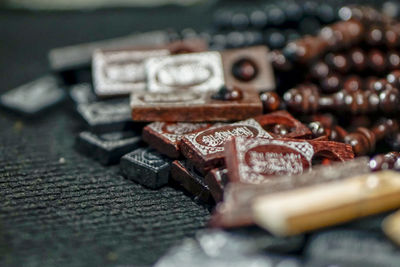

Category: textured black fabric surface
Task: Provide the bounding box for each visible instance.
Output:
[0,7,213,267]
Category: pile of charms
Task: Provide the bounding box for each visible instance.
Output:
[3,2,400,266]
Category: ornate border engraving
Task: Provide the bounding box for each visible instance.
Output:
[236,138,314,184]
[148,122,209,143]
[184,119,272,156]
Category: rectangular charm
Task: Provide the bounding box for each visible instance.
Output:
[93,39,207,97]
[145,46,275,93]
[142,122,213,158]
[179,118,273,174]
[170,160,212,203]
[0,76,66,116]
[130,89,263,122]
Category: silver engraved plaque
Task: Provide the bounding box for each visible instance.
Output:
[93,48,170,97]
[145,51,225,93]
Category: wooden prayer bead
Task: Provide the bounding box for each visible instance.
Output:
[269,50,293,71]
[343,75,363,92]
[366,25,385,46]
[325,53,351,74]
[369,152,400,172]
[307,121,326,139]
[349,48,367,72]
[344,119,399,156]
[387,70,400,87]
[320,73,342,94]
[310,61,330,80]
[387,50,400,69]
[367,49,387,73]
[283,35,329,64]
[284,83,400,115]
[259,91,281,113]
[385,23,400,47]
[319,19,365,49]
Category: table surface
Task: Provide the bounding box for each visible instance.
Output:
[0,6,215,266]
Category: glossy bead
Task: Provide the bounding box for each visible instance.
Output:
[266,6,286,26]
[284,84,319,113]
[379,87,399,113]
[385,25,400,47]
[232,58,258,81]
[226,31,246,48]
[284,3,303,22]
[387,70,400,87]
[364,76,379,91]
[270,50,292,71]
[272,124,290,136]
[343,75,363,92]
[264,29,286,49]
[260,91,281,113]
[387,50,400,70]
[308,121,326,138]
[320,73,342,94]
[283,36,328,63]
[366,25,384,46]
[367,49,387,73]
[344,127,375,156]
[349,48,367,72]
[372,79,390,92]
[212,85,243,101]
[231,13,249,30]
[249,10,267,28]
[310,61,330,80]
[325,53,350,74]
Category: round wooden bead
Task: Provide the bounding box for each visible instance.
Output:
[272,124,290,136]
[366,25,384,46]
[387,70,400,87]
[372,118,399,140]
[385,23,400,47]
[232,58,258,81]
[320,73,342,94]
[260,91,281,113]
[344,127,375,156]
[284,84,319,113]
[310,61,330,80]
[378,87,400,113]
[364,76,379,91]
[283,36,328,63]
[320,20,364,48]
[270,50,293,71]
[387,50,400,70]
[349,48,367,72]
[369,152,400,172]
[329,125,348,142]
[372,79,390,92]
[211,85,243,101]
[325,53,351,74]
[343,75,363,92]
[367,49,387,73]
[308,121,326,138]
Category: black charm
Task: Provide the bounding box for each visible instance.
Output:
[120,147,172,189]
[0,76,65,116]
[76,131,141,165]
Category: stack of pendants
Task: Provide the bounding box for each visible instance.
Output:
[71,5,400,243]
